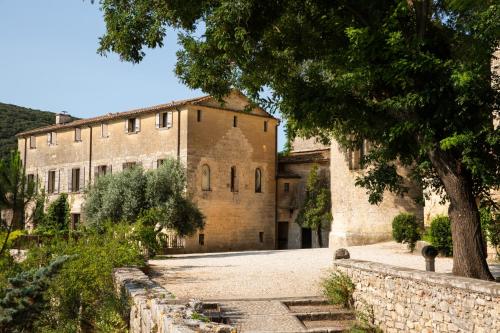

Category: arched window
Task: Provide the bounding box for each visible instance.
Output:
[255,168,262,193]
[201,164,210,191]
[230,166,238,192]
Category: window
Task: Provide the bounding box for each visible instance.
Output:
[255,168,262,193]
[349,141,366,170]
[74,128,81,142]
[101,123,109,138]
[71,214,80,229]
[201,164,210,191]
[157,159,165,168]
[71,168,80,192]
[122,162,137,170]
[259,232,264,243]
[156,112,173,129]
[47,132,57,145]
[126,117,140,133]
[284,183,290,193]
[47,170,56,194]
[199,234,205,246]
[264,121,268,132]
[27,174,34,185]
[96,165,108,178]
[230,166,238,192]
[197,109,202,122]
[233,116,238,127]
[29,136,36,149]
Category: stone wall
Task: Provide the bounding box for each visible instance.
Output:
[333,259,500,333]
[113,267,234,333]
[329,141,423,247]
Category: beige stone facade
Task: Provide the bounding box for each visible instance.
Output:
[329,140,423,247]
[277,142,330,249]
[17,92,277,253]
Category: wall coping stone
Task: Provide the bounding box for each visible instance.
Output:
[113,267,236,333]
[333,259,500,296]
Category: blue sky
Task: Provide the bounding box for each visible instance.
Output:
[0,1,286,150]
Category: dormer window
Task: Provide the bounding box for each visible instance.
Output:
[155,112,173,129]
[126,117,140,133]
[47,132,57,145]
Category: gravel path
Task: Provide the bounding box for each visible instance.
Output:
[149,241,498,300]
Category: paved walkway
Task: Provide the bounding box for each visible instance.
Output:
[148,241,482,300]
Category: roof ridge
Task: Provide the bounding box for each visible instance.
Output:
[16,94,212,137]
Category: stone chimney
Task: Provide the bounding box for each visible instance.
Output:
[55,111,71,125]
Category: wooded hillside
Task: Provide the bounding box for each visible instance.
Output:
[0,102,55,160]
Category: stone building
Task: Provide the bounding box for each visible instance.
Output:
[16,91,278,253]
[276,138,330,249]
[15,91,424,253]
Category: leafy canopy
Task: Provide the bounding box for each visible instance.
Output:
[83,158,204,237]
[96,0,500,204]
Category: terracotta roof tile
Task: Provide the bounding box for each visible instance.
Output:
[16,95,213,137]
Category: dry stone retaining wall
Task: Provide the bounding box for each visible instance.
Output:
[113,267,235,333]
[333,259,500,333]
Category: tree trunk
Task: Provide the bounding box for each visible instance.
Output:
[317,226,323,248]
[428,149,493,280]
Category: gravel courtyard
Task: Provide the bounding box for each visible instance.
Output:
[149,242,469,301]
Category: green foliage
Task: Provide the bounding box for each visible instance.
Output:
[391,213,421,252]
[0,255,71,333]
[30,190,47,229]
[296,165,332,247]
[23,223,144,332]
[429,215,453,257]
[0,103,55,161]
[321,270,355,309]
[84,159,204,237]
[94,0,500,278]
[159,196,205,237]
[36,193,71,234]
[480,207,500,259]
[0,151,36,255]
[134,208,162,257]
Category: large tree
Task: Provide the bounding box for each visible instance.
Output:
[95,0,499,279]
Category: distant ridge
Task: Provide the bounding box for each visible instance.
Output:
[0,102,55,160]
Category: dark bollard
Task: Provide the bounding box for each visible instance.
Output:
[334,248,350,260]
[421,245,438,272]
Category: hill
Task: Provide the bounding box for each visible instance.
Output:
[0,102,55,161]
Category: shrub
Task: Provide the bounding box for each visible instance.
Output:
[480,207,500,259]
[0,255,71,333]
[22,223,145,332]
[391,213,421,252]
[429,215,453,256]
[36,193,70,234]
[321,270,355,309]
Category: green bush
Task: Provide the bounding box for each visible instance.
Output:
[480,207,500,259]
[22,223,145,332]
[0,255,71,333]
[429,215,453,256]
[35,193,70,234]
[391,213,421,252]
[321,270,355,309]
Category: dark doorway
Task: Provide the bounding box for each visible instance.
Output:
[301,228,312,249]
[277,222,289,249]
